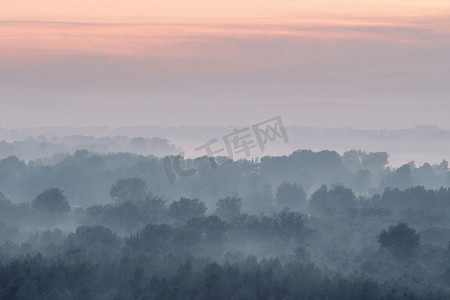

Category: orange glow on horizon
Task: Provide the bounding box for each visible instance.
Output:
[1,15,448,62]
[2,0,450,22]
[1,0,449,69]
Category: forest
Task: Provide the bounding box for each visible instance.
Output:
[0,149,450,299]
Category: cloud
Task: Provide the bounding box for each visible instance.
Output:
[1,14,449,61]
[0,14,449,128]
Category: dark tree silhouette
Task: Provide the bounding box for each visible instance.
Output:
[388,164,414,190]
[69,225,119,247]
[168,197,207,222]
[110,177,148,203]
[378,222,420,258]
[310,185,355,217]
[32,188,70,214]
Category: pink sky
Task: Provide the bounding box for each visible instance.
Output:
[0,1,449,128]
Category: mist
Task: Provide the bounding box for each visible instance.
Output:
[1,0,450,298]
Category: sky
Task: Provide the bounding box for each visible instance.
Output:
[0,0,449,129]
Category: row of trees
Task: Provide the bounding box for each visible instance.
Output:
[0,149,448,208]
[1,175,450,298]
[0,253,443,300]
[0,216,439,300]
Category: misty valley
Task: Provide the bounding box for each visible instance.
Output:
[0,148,449,299]
[3,0,450,297]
